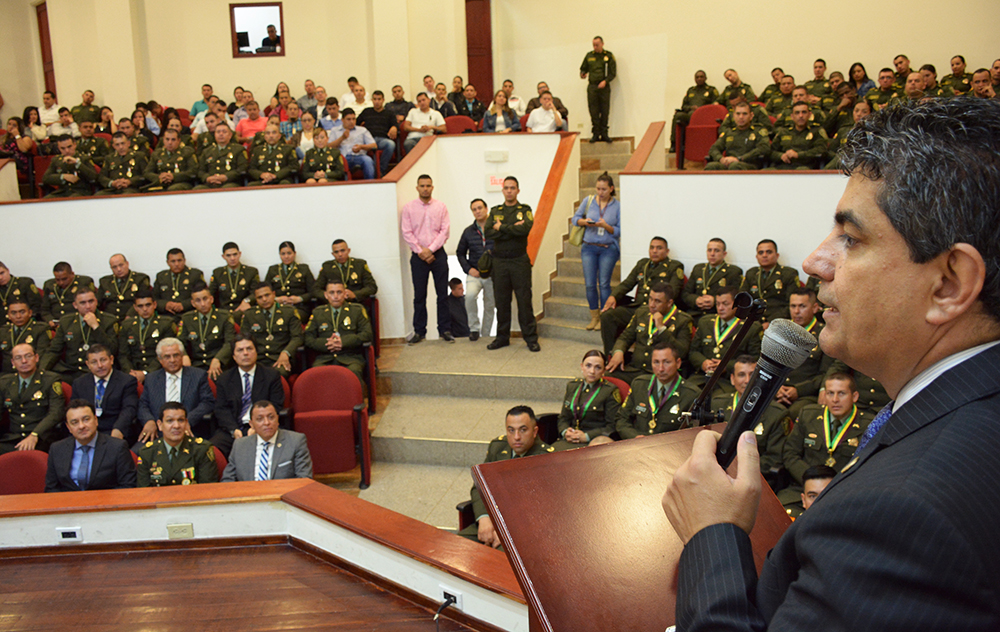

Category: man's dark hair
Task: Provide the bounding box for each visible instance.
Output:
[234,332,254,346]
[417,174,432,183]
[920,64,936,75]
[648,281,675,301]
[347,76,359,83]
[112,131,128,141]
[470,198,486,209]
[757,239,778,250]
[57,107,69,115]
[162,129,179,139]
[252,281,274,293]
[341,107,355,117]
[449,277,462,290]
[160,401,188,417]
[772,67,784,74]
[372,90,384,98]
[133,287,154,301]
[713,285,738,299]
[651,236,668,248]
[205,111,218,120]
[85,343,111,358]
[44,90,55,99]
[332,238,347,246]
[325,97,339,106]
[952,55,966,64]
[802,464,837,483]
[5,297,31,310]
[222,241,239,252]
[733,353,757,367]
[53,262,72,274]
[67,398,96,416]
[74,287,96,301]
[825,371,857,392]
[540,90,553,99]
[789,286,817,301]
[504,175,519,187]
[203,84,213,90]
[251,400,278,414]
[651,340,683,360]
[839,99,1000,321]
[506,405,537,422]
[593,36,603,42]
[815,58,826,66]
[423,74,432,81]
[167,248,184,257]
[879,68,894,75]
[709,237,727,250]
[190,282,209,295]
[894,54,909,62]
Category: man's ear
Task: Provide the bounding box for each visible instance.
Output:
[926,243,986,326]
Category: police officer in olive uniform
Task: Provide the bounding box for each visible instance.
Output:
[712,353,792,491]
[136,403,217,486]
[682,240,743,319]
[804,70,832,102]
[153,249,205,317]
[177,283,236,379]
[70,96,101,125]
[580,36,616,142]
[40,265,95,327]
[0,299,50,375]
[553,374,621,451]
[775,289,831,423]
[757,68,785,105]
[865,70,898,111]
[717,100,775,136]
[941,70,973,95]
[76,123,110,162]
[193,113,222,158]
[144,128,199,192]
[313,243,378,304]
[266,258,315,322]
[607,283,694,383]
[824,361,890,417]
[670,70,720,152]
[0,265,41,326]
[616,342,699,439]
[301,137,346,181]
[242,282,303,378]
[688,286,763,391]
[208,247,260,317]
[40,289,119,382]
[704,103,769,171]
[42,135,98,197]
[458,405,554,544]
[599,236,684,355]
[770,104,828,170]
[740,239,800,323]
[716,69,756,106]
[0,343,65,454]
[484,176,539,351]
[99,255,152,324]
[195,124,247,189]
[97,140,147,195]
[118,289,176,377]
[248,124,298,186]
[305,279,373,386]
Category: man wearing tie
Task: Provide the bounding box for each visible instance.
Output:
[222,401,312,482]
[136,402,217,486]
[138,337,215,440]
[212,334,285,455]
[71,344,139,442]
[45,399,136,492]
[0,343,65,453]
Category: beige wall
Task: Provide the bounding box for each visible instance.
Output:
[0,0,44,121]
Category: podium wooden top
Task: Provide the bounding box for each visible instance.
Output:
[473,425,791,632]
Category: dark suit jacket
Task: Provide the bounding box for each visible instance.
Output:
[676,343,1000,630]
[138,367,215,427]
[213,364,285,434]
[71,370,138,435]
[221,429,312,482]
[44,432,137,491]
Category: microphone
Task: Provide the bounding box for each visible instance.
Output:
[715,318,817,468]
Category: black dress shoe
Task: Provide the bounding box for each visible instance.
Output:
[589,135,599,143]
[486,339,510,350]
[527,341,541,352]
[603,134,613,143]
[408,334,425,345]
[469,332,480,341]
[441,332,455,343]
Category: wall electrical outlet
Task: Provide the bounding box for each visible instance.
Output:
[56,527,82,543]
[167,523,194,539]
[439,585,464,611]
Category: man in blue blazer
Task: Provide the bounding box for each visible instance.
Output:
[212,334,285,455]
[71,344,138,441]
[664,99,1000,630]
[138,337,215,441]
[222,401,312,482]
[46,399,136,491]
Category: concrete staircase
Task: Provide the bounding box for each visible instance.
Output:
[539,138,633,344]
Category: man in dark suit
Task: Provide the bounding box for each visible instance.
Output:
[212,334,285,455]
[138,337,215,439]
[663,99,1000,630]
[45,399,136,492]
[71,344,139,442]
[222,401,311,481]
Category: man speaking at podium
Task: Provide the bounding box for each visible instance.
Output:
[663,99,1000,630]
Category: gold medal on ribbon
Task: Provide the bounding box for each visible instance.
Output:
[825,457,836,467]
[648,420,656,430]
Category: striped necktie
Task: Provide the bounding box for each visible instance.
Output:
[257,442,271,481]
[167,373,180,403]
[96,378,106,408]
[76,445,91,490]
[240,372,252,422]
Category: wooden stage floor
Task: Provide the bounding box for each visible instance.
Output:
[0,542,474,631]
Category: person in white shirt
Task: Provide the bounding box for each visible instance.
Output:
[346,85,374,114]
[339,76,360,111]
[526,91,563,133]
[502,79,526,117]
[48,108,81,138]
[403,93,446,152]
[39,91,61,127]
[422,74,436,101]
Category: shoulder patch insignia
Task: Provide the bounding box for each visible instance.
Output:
[53,382,63,396]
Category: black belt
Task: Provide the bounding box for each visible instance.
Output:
[583,242,611,248]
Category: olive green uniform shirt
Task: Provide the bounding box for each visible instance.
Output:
[198,142,248,185]
[144,147,199,188]
[717,82,756,105]
[40,275,96,324]
[0,321,50,374]
[688,315,763,377]
[313,258,378,302]
[484,203,533,258]
[0,370,65,448]
[98,271,152,323]
[42,153,98,195]
[804,78,832,99]
[783,404,871,484]
[0,277,41,326]
[266,263,315,307]
[580,49,617,85]
[770,126,828,168]
[616,374,699,439]
[98,152,148,191]
[70,104,101,124]
[208,264,260,313]
[682,262,743,314]
[41,311,119,375]
[713,391,791,474]
[865,87,896,110]
[470,437,554,520]
[137,435,218,486]
[556,378,622,440]
[152,267,206,314]
[707,126,770,167]
[241,305,303,367]
[740,264,801,322]
[118,314,176,373]
[248,142,298,183]
[76,136,110,161]
[612,257,685,306]
[612,304,695,371]
[301,146,346,181]
[177,308,236,370]
[680,84,720,112]
[940,73,973,94]
[304,303,372,365]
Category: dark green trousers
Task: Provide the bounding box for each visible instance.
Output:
[492,255,537,344]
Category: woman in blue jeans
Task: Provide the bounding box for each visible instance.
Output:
[571,172,620,330]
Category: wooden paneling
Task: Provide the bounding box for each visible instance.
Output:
[36,2,56,96]
[623,121,666,173]
[465,0,494,99]
[526,133,579,265]
[0,542,475,631]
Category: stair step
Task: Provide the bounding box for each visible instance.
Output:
[580,169,622,189]
[579,187,597,199]
[579,139,633,157]
[543,295,592,321]
[556,256,621,279]
[551,276,588,299]
[581,153,632,172]
[385,370,571,401]
[537,317,604,345]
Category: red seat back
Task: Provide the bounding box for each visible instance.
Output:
[688,103,728,126]
[61,382,72,406]
[519,113,529,131]
[291,366,369,479]
[445,115,476,134]
[94,132,112,143]
[280,376,291,408]
[0,450,49,495]
[293,366,363,412]
[685,104,730,164]
[212,446,227,481]
[604,376,631,402]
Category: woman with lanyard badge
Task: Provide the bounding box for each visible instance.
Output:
[266,241,315,322]
[572,172,620,331]
[553,350,622,450]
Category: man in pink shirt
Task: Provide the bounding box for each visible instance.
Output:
[235,101,268,146]
[400,175,453,344]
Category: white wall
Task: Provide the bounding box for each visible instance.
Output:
[619,172,849,282]
[0,182,408,338]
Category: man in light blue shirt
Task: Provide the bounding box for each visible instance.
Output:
[44,399,137,492]
[190,84,213,118]
[339,108,376,179]
[319,97,344,137]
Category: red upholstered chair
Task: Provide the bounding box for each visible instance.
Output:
[94,132,113,144]
[341,154,351,181]
[683,103,729,165]
[176,108,191,127]
[61,382,72,406]
[362,296,381,358]
[292,366,371,488]
[0,450,50,495]
[604,376,631,402]
[207,378,217,398]
[33,155,53,198]
[519,113,529,131]
[212,446,227,481]
[445,115,476,134]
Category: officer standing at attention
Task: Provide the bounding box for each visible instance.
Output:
[485,176,540,352]
[580,36,616,143]
[136,402,217,486]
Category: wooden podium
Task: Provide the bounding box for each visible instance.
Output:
[473,424,791,632]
